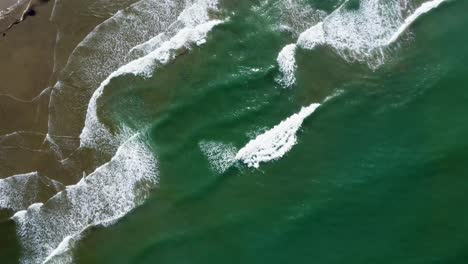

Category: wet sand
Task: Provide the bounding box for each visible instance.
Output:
[0,0,142,222]
[0,1,55,99]
[0,0,55,141]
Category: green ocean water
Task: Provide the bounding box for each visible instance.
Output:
[2,0,468,263]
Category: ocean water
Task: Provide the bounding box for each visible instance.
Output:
[1,0,468,263]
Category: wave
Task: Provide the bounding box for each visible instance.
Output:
[12,134,158,264]
[385,0,449,45]
[277,0,450,86]
[277,43,298,87]
[80,0,224,154]
[236,103,321,168]
[47,0,189,158]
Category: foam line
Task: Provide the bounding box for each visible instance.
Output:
[13,134,158,264]
[108,19,223,78]
[386,0,449,45]
[43,235,75,264]
[236,103,320,168]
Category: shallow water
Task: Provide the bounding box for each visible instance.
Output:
[1,0,468,263]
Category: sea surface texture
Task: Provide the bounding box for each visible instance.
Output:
[0,0,467,263]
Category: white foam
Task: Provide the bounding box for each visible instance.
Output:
[0,172,62,213]
[274,0,327,35]
[128,33,168,57]
[13,134,158,264]
[276,43,298,87]
[297,0,405,67]
[386,0,448,45]
[0,173,39,212]
[12,210,26,220]
[42,213,126,264]
[127,0,219,57]
[296,21,325,50]
[236,103,320,168]
[323,89,344,103]
[178,0,218,27]
[27,203,43,210]
[110,19,223,78]
[199,141,237,173]
[42,235,75,264]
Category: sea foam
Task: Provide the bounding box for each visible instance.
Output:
[199,141,238,173]
[236,103,320,168]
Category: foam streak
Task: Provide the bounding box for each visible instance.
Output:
[386,0,449,45]
[236,103,320,168]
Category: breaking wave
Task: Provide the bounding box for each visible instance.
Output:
[13,134,158,264]
[277,0,450,86]
[236,103,321,168]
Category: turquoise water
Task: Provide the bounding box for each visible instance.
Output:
[2,0,468,263]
